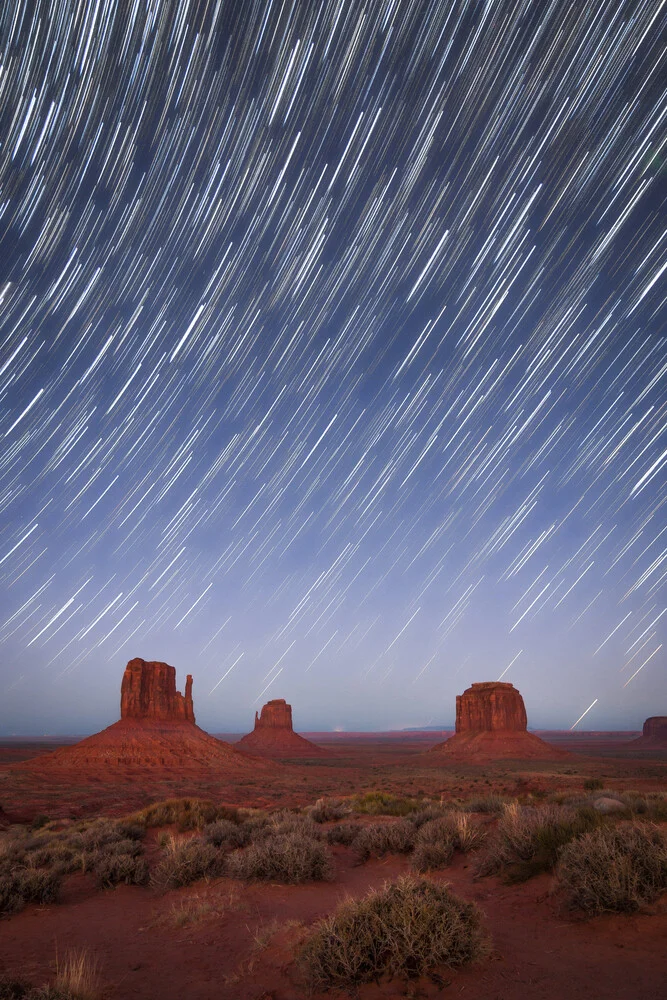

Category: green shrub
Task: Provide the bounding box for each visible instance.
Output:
[474,802,602,883]
[354,821,416,862]
[0,869,62,916]
[298,875,488,989]
[557,822,667,914]
[133,798,222,830]
[583,778,604,791]
[227,832,334,883]
[352,792,423,817]
[151,837,225,890]
[326,823,362,846]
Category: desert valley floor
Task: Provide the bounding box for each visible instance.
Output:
[1,729,666,1000]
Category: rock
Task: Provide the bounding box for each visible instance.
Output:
[428,681,570,760]
[592,797,627,814]
[237,699,330,758]
[455,681,527,732]
[631,716,667,747]
[17,657,273,776]
[120,657,195,723]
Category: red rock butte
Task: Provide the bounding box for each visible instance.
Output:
[18,658,271,774]
[631,716,667,747]
[429,681,569,759]
[237,699,330,758]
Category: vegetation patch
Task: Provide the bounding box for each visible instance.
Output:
[151,836,226,890]
[0,869,62,917]
[354,820,416,861]
[298,875,488,990]
[352,792,424,817]
[557,822,667,914]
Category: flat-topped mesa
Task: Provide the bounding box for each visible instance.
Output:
[253,699,293,730]
[632,716,667,747]
[238,698,330,758]
[120,658,195,723]
[428,680,569,760]
[456,681,527,733]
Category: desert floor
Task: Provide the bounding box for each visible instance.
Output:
[1,731,666,1000]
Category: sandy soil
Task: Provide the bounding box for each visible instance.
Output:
[1,732,666,999]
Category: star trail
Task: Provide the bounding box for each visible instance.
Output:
[0,0,665,734]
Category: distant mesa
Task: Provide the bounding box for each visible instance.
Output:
[18,658,272,774]
[429,681,570,759]
[237,699,330,758]
[631,716,667,748]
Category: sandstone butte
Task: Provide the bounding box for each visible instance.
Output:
[18,658,272,774]
[236,699,330,758]
[631,716,667,747]
[429,681,570,759]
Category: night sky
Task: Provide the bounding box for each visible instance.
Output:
[1,0,665,736]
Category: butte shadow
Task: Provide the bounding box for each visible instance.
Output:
[236,698,331,758]
[15,657,274,775]
[425,682,571,760]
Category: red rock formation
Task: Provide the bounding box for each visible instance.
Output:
[455,681,527,732]
[631,716,667,747]
[237,699,330,758]
[428,681,569,759]
[18,658,272,775]
[121,658,195,722]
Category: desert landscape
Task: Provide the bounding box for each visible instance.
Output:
[1,659,665,1000]
[1,2,665,999]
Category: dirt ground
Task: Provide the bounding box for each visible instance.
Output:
[1,731,666,1000]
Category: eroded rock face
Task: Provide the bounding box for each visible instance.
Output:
[253,699,293,730]
[120,658,195,723]
[456,681,527,733]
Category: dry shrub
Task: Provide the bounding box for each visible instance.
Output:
[474,802,601,883]
[203,819,250,849]
[411,842,455,873]
[408,805,447,828]
[151,836,225,890]
[267,810,322,839]
[557,822,667,914]
[93,853,149,888]
[165,887,240,927]
[0,869,61,917]
[352,792,423,817]
[354,821,416,862]
[326,823,362,846]
[133,798,225,830]
[307,798,351,823]
[463,794,511,814]
[0,976,32,998]
[227,832,334,883]
[298,875,488,989]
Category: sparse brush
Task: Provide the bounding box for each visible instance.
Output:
[151,836,225,890]
[298,875,489,989]
[463,794,511,814]
[407,805,447,828]
[354,821,416,862]
[307,798,351,823]
[557,822,667,914]
[51,948,100,1000]
[474,802,602,883]
[326,823,362,846]
[227,831,335,883]
[203,819,250,849]
[351,792,423,817]
[114,820,145,841]
[165,888,240,927]
[583,778,604,791]
[0,869,62,916]
[132,798,223,830]
[268,811,322,839]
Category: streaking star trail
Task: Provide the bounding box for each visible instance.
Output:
[0,0,665,734]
